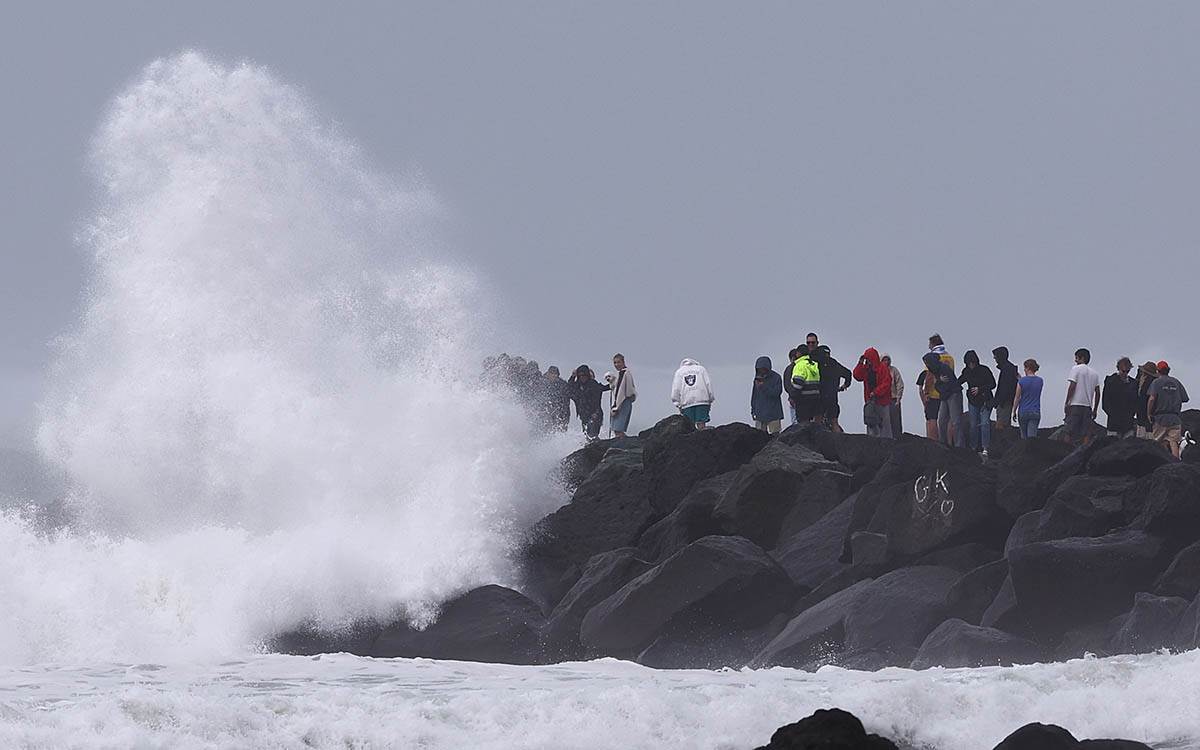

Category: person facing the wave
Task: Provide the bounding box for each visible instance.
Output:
[815,345,852,432]
[992,347,1019,433]
[1012,358,1044,438]
[541,366,571,431]
[853,347,893,438]
[672,358,715,429]
[751,356,784,434]
[1064,348,1101,446]
[959,350,997,457]
[1147,361,1190,458]
[882,354,903,436]
[604,353,637,439]
[568,364,610,441]
[1102,357,1139,438]
[790,346,823,424]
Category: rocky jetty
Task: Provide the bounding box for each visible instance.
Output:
[275,412,1200,671]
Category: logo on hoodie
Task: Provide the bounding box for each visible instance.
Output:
[685,374,697,387]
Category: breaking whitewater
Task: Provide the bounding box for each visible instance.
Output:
[2,54,1198,749]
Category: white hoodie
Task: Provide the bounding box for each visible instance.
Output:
[671,358,715,410]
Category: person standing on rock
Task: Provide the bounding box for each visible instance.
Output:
[805,332,820,356]
[882,354,904,436]
[959,350,997,457]
[790,346,824,424]
[992,347,1019,432]
[1012,358,1044,438]
[1102,357,1139,438]
[783,348,801,425]
[927,335,961,446]
[672,358,715,430]
[1136,361,1159,438]
[1147,361,1190,458]
[1064,348,1102,446]
[751,356,785,434]
[604,353,637,439]
[568,364,610,441]
[541,366,572,431]
[815,345,852,432]
[917,367,940,440]
[853,347,894,438]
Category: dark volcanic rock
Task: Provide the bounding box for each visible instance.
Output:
[980,575,1035,638]
[772,494,856,589]
[636,472,734,563]
[711,442,845,548]
[1033,476,1130,542]
[911,618,1042,669]
[1087,438,1173,478]
[1109,592,1190,655]
[849,531,889,566]
[993,723,1153,750]
[270,621,381,657]
[1004,511,1043,555]
[944,558,1009,625]
[558,439,616,493]
[646,422,769,517]
[995,438,1075,517]
[1008,531,1166,640]
[749,579,875,668]
[542,548,653,660]
[1127,463,1200,547]
[1170,597,1199,651]
[637,415,694,465]
[1153,540,1200,600]
[522,447,652,607]
[841,566,961,660]
[371,585,545,664]
[753,708,897,750]
[915,542,1001,572]
[636,612,786,669]
[776,467,854,542]
[579,535,795,656]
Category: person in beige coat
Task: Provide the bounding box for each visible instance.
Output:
[604,353,637,438]
[883,354,904,436]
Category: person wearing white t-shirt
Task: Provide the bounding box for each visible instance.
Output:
[1064,348,1101,446]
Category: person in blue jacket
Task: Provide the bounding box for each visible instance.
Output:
[751,356,785,434]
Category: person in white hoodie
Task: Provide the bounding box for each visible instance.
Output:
[603,353,637,438]
[672,358,715,429]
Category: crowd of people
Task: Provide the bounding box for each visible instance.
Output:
[492,333,1191,459]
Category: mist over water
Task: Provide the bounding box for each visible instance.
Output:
[1,52,568,665]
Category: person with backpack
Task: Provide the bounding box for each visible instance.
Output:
[1102,357,1139,438]
[960,350,997,457]
[751,356,785,434]
[789,346,823,423]
[604,353,637,439]
[992,347,1019,432]
[927,335,962,446]
[1012,358,1044,439]
[672,358,715,429]
[568,365,611,440]
[814,345,852,432]
[853,347,894,438]
[917,367,939,440]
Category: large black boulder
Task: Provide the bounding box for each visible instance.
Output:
[645,422,770,517]
[944,558,1009,625]
[522,447,652,607]
[749,578,875,668]
[1087,438,1173,478]
[579,535,795,657]
[995,438,1076,517]
[558,439,617,493]
[1127,463,1200,547]
[841,566,961,662]
[636,472,734,563]
[915,542,1001,572]
[753,708,897,750]
[771,494,855,589]
[1153,540,1200,600]
[775,467,854,543]
[1108,592,1191,655]
[269,621,382,657]
[636,612,787,669]
[993,723,1153,750]
[1008,530,1167,640]
[980,575,1035,638]
[1032,476,1130,542]
[541,548,653,660]
[1170,597,1198,651]
[637,415,694,466]
[711,442,845,548]
[911,618,1042,669]
[371,585,546,664]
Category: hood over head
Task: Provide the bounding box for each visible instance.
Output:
[992,346,1009,361]
[862,347,881,366]
[964,350,980,366]
[923,352,943,369]
[930,344,948,355]
[680,358,700,367]
[755,356,772,371]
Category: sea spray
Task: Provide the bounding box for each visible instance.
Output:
[1,52,569,665]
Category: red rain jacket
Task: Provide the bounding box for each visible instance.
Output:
[852,347,893,406]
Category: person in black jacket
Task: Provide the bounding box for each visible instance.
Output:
[814,345,853,433]
[751,356,785,434]
[960,350,997,457]
[1102,357,1139,438]
[567,365,610,440]
[992,347,1019,432]
[1135,361,1158,438]
[783,348,800,426]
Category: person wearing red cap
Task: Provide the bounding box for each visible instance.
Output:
[1147,361,1190,458]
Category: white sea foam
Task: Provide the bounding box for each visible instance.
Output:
[1,52,570,665]
[0,652,1197,749]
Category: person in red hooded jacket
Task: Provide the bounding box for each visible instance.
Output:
[853,347,894,438]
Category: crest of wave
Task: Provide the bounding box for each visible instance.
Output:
[1,52,566,664]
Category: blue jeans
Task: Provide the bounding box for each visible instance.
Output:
[1018,411,1040,439]
[968,403,993,452]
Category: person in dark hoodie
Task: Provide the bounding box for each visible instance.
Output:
[923,351,957,446]
[853,347,893,438]
[783,348,800,425]
[567,364,610,440]
[992,347,1019,432]
[960,350,997,457]
[815,345,853,433]
[540,366,572,431]
[1135,360,1159,438]
[751,356,785,434]
[1102,357,1139,438]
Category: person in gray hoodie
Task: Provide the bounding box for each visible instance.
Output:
[672,358,715,429]
[751,356,785,434]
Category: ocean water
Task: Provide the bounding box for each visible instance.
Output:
[2,51,1197,750]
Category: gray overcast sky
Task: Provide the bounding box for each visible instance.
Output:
[2,2,1198,439]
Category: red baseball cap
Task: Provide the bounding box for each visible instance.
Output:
[1157,360,1170,372]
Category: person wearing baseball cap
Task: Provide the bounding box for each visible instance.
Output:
[1135,361,1160,438]
[1147,361,1190,458]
